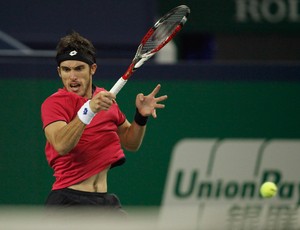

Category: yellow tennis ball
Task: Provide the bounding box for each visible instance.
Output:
[260,182,277,198]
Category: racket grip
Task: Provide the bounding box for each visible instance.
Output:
[109,77,128,95]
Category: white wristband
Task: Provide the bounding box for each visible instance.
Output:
[77,100,96,125]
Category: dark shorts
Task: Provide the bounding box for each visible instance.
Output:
[45,188,122,209]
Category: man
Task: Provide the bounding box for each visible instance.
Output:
[41,32,167,210]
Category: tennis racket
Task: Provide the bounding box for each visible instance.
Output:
[109,5,190,95]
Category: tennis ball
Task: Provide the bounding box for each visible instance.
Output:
[260,182,277,198]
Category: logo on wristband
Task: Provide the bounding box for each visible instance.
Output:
[83,108,88,115]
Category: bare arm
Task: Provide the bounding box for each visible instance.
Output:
[118,120,146,151]
[44,117,86,155]
[118,84,167,152]
[44,91,116,156]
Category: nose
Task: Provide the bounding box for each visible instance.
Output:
[69,70,77,79]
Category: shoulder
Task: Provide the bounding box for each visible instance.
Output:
[41,88,86,118]
[43,88,82,106]
[41,89,85,126]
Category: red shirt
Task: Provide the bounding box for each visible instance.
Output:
[41,87,126,190]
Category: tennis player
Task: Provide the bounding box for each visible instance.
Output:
[41,32,167,211]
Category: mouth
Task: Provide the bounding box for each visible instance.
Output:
[69,82,81,92]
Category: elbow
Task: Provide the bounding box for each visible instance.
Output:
[53,143,70,156]
[123,144,141,152]
[57,149,69,156]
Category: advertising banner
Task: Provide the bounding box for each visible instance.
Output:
[160,139,300,229]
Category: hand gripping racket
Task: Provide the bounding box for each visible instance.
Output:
[109,5,190,95]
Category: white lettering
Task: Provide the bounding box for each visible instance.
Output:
[289,0,300,21]
[235,0,300,23]
[262,0,286,23]
[235,0,261,22]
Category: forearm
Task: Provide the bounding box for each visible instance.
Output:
[55,100,96,155]
[50,117,86,155]
[122,122,146,152]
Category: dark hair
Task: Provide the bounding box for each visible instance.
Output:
[56,31,96,65]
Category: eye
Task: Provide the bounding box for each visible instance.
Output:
[74,65,85,71]
[61,67,70,72]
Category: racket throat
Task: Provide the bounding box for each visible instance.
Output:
[134,54,154,69]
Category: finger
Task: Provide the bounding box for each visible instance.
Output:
[96,91,116,101]
[99,96,111,106]
[150,84,161,96]
[104,92,116,101]
[155,95,168,102]
[137,93,145,102]
[108,92,116,100]
[102,93,116,104]
[154,103,165,109]
[152,109,157,118]
[102,101,112,110]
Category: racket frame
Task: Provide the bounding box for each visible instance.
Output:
[110,5,190,95]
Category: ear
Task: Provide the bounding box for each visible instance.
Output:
[57,66,62,78]
[91,63,97,75]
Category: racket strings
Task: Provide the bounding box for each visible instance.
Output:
[141,8,189,55]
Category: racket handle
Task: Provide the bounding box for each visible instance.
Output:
[109,77,127,95]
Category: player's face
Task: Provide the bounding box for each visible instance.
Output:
[58,60,97,98]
